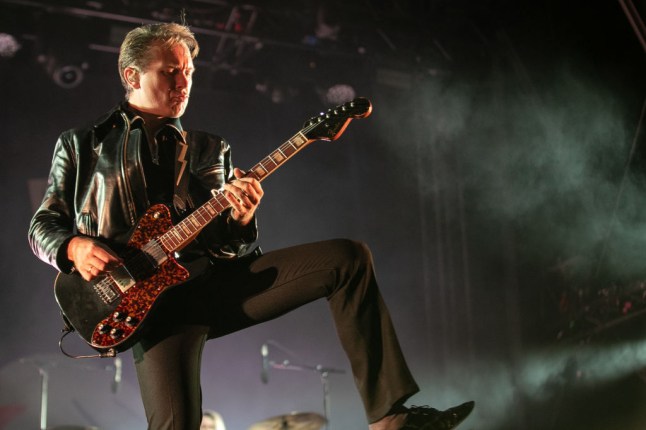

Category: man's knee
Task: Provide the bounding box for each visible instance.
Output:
[328,238,373,267]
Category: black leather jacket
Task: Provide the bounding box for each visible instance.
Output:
[28,103,257,273]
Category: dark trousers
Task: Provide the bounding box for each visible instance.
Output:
[132,239,419,429]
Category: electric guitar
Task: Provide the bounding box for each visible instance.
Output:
[54,97,372,354]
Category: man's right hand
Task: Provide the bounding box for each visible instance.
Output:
[67,236,123,281]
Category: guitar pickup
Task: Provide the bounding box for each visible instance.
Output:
[110,265,136,293]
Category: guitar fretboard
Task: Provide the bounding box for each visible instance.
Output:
[158,131,311,253]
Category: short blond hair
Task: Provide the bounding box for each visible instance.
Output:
[118,22,199,96]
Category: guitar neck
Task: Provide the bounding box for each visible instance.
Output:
[158,131,312,254]
[154,96,373,254]
[249,131,311,181]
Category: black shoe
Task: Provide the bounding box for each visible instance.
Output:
[400,401,475,430]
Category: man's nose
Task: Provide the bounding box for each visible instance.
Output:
[175,72,190,88]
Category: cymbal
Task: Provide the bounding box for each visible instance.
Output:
[249,411,326,430]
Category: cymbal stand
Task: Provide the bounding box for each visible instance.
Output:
[269,360,345,430]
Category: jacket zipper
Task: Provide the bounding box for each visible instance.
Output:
[120,112,138,226]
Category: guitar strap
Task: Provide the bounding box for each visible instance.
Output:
[172,131,191,214]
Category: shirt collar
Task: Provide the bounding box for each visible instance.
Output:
[121,102,185,143]
[159,117,185,143]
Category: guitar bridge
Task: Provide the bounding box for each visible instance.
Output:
[93,278,121,304]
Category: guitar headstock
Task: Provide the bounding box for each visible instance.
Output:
[302,97,373,142]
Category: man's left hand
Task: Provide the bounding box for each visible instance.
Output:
[223,167,263,226]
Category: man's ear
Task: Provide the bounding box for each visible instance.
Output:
[124,67,140,89]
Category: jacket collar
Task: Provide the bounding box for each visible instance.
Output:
[92,102,185,143]
[91,103,126,142]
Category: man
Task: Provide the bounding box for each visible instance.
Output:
[28,22,474,430]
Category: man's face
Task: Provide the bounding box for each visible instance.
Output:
[127,41,194,118]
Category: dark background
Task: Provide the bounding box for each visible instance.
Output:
[1,1,646,429]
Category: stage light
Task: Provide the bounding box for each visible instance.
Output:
[37,53,88,89]
[0,33,21,58]
[51,63,87,89]
[323,83,356,105]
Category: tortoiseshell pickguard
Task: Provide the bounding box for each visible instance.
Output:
[89,204,189,351]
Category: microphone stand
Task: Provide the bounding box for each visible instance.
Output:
[269,360,345,430]
[37,366,49,430]
[19,356,118,430]
[18,358,53,430]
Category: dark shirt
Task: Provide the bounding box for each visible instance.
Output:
[122,104,184,207]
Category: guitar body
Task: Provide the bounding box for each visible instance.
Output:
[55,204,189,353]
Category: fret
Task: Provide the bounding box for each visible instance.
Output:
[211,196,227,212]
[291,132,307,147]
[159,236,172,251]
[204,204,217,217]
[188,217,199,228]
[270,149,286,164]
[164,228,182,250]
[280,143,297,157]
[248,170,261,181]
[168,225,180,240]
[253,164,269,178]
[191,212,202,226]
[258,162,275,176]
[161,237,175,252]
[194,208,209,224]
[179,223,192,237]
[170,229,182,243]
[163,233,174,247]
[172,224,185,238]
[261,157,279,170]
[186,220,198,234]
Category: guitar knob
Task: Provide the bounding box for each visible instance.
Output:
[112,311,126,321]
[125,316,138,327]
[109,328,124,339]
[98,323,111,334]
